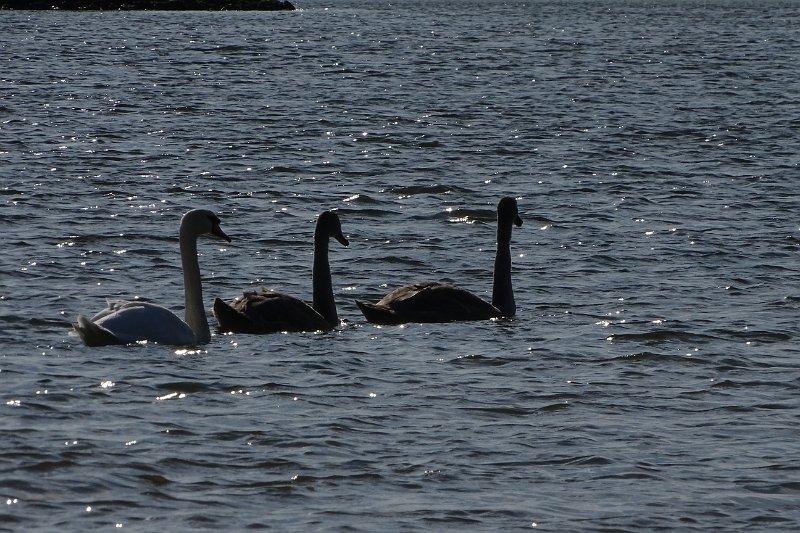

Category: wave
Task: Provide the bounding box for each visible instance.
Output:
[606,330,720,344]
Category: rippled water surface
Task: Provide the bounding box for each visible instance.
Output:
[2,0,800,530]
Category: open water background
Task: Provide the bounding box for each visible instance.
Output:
[2,0,800,530]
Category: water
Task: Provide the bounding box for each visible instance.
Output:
[2,0,800,530]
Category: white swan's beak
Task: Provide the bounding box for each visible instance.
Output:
[212,224,232,243]
[335,232,349,247]
[514,215,523,227]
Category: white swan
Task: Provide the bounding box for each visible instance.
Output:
[73,209,231,346]
[355,197,522,324]
[213,210,348,333]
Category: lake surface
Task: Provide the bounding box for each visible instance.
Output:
[2,0,799,530]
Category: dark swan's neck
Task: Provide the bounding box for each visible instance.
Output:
[491,222,515,317]
[180,229,210,344]
[312,235,337,326]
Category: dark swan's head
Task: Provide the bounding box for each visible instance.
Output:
[316,210,349,246]
[497,197,523,228]
[180,209,231,242]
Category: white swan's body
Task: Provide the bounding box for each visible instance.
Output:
[213,210,348,333]
[77,301,197,345]
[73,209,231,347]
[356,197,523,325]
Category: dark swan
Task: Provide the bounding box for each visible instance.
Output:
[73,209,231,346]
[213,211,348,333]
[355,197,522,325]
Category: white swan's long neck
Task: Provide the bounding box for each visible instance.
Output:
[180,228,210,344]
[491,221,515,317]
[312,235,337,326]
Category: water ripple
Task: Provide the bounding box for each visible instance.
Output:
[2,1,799,531]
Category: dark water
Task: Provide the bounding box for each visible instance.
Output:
[2,0,800,530]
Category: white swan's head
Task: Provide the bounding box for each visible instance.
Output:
[498,197,523,228]
[180,209,232,242]
[316,211,349,247]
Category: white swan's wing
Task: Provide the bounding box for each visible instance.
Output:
[94,301,196,345]
[88,299,138,322]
